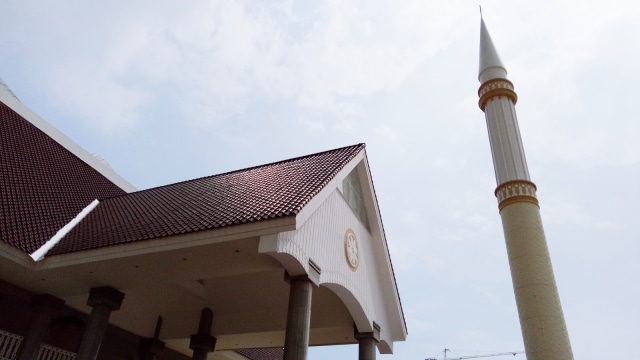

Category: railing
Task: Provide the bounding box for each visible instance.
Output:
[37,344,76,360]
[0,330,21,360]
[0,330,76,360]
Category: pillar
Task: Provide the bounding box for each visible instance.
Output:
[282,260,320,360]
[138,338,165,360]
[138,316,165,360]
[283,277,313,360]
[189,308,216,360]
[17,294,65,360]
[354,322,380,360]
[76,287,125,360]
[357,336,375,360]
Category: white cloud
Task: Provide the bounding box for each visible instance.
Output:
[299,117,326,134]
[433,158,449,168]
[544,198,621,230]
[374,125,400,142]
[401,211,420,225]
[1,0,466,133]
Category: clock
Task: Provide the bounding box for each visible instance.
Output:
[344,229,360,271]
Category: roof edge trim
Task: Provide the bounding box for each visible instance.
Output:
[30,199,100,261]
[0,78,20,101]
[0,85,137,192]
[37,216,296,269]
[360,151,408,336]
[0,241,35,267]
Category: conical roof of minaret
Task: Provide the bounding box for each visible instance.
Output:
[479,18,508,83]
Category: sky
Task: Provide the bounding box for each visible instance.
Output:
[1,1,639,359]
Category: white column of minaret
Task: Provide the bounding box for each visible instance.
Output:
[478,18,574,360]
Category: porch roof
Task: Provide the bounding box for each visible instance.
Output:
[48,144,365,255]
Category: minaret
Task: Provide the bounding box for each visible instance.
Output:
[477,19,574,360]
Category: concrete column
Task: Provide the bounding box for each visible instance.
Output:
[354,323,380,360]
[138,338,165,360]
[17,294,65,360]
[283,276,314,360]
[138,316,165,360]
[76,287,125,360]
[357,336,376,360]
[189,308,216,360]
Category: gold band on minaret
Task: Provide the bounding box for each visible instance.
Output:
[495,180,539,211]
[478,78,518,111]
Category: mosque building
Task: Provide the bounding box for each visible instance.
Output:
[0,75,406,360]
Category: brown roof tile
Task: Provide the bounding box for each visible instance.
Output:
[235,348,284,360]
[0,103,127,254]
[48,144,365,255]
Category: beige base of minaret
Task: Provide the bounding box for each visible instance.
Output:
[496,181,573,360]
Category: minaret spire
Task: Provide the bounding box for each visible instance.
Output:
[477,18,574,360]
[479,18,507,83]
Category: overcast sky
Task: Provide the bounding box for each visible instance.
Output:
[1,1,639,359]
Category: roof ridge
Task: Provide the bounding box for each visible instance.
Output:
[103,143,366,200]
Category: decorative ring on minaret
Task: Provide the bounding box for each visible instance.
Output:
[478,78,518,111]
[495,180,539,211]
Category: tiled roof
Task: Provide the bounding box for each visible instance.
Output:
[48,144,365,255]
[0,102,127,254]
[235,348,284,360]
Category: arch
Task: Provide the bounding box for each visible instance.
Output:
[258,234,308,277]
[322,278,395,354]
[321,281,371,333]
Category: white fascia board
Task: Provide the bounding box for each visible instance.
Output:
[0,90,137,192]
[360,152,408,337]
[35,216,297,270]
[30,200,100,261]
[0,240,35,267]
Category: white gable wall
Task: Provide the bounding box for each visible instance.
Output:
[299,190,373,315]
[259,157,405,353]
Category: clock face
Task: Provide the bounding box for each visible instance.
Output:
[344,229,360,271]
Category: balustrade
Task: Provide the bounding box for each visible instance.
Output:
[0,330,76,360]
